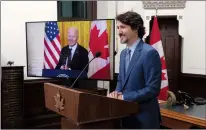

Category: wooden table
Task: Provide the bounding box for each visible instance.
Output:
[159,101,206,129]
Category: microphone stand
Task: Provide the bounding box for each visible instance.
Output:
[69,57,96,89]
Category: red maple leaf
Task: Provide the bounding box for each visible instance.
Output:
[160,56,167,80]
[89,25,109,60]
[160,56,166,70]
[161,72,167,80]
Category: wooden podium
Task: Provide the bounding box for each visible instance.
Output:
[44,83,139,129]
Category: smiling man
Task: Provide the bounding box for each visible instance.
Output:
[55,27,89,73]
[107,11,162,129]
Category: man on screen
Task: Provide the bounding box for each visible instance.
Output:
[55,27,89,73]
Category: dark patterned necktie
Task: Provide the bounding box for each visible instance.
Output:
[66,48,72,68]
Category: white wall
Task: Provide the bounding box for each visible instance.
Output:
[97,1,206,75]
[181,1,205,75]
[1,1,57,79]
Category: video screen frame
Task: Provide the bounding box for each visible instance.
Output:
[25,19,116,81]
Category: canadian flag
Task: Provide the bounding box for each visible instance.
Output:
[87,20,110,79]
[150,16,169,101]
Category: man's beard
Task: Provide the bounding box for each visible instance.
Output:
[119,34,128,44]
[120,37,128,44]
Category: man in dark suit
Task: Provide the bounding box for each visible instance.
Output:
[55,27,89,73]
[108,11,162,128]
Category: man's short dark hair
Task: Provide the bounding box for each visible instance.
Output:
[116,11,145,39]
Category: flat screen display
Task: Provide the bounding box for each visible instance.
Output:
[26,19,115,80]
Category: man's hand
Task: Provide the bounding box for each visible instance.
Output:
[107,91,118,98]
[60,65,66,69]
[107,91,123,100]
[60,65,71,70]
[117,93,123,100]
[64,66,70,70]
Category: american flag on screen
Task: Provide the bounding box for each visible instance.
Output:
[43,21,61,69]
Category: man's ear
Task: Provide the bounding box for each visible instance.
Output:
[133,29,138,33]
[136,27,139,32]
[133,27,138,33]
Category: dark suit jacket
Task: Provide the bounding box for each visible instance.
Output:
[115,40,162,129]
[55,44,89,72]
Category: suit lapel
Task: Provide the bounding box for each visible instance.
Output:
[122,40,143,88]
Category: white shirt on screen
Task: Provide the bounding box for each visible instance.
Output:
[69,43,78,60]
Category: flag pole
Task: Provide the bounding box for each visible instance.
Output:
[155,7,158,17]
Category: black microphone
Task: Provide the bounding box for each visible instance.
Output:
[69,52,101,88]
[114,51,117,56]
[95,52,101,57]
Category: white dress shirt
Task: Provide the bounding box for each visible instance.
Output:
[69,43,78,60]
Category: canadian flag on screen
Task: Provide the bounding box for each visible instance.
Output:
[87,20,110,79]
[150,16,169,101]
